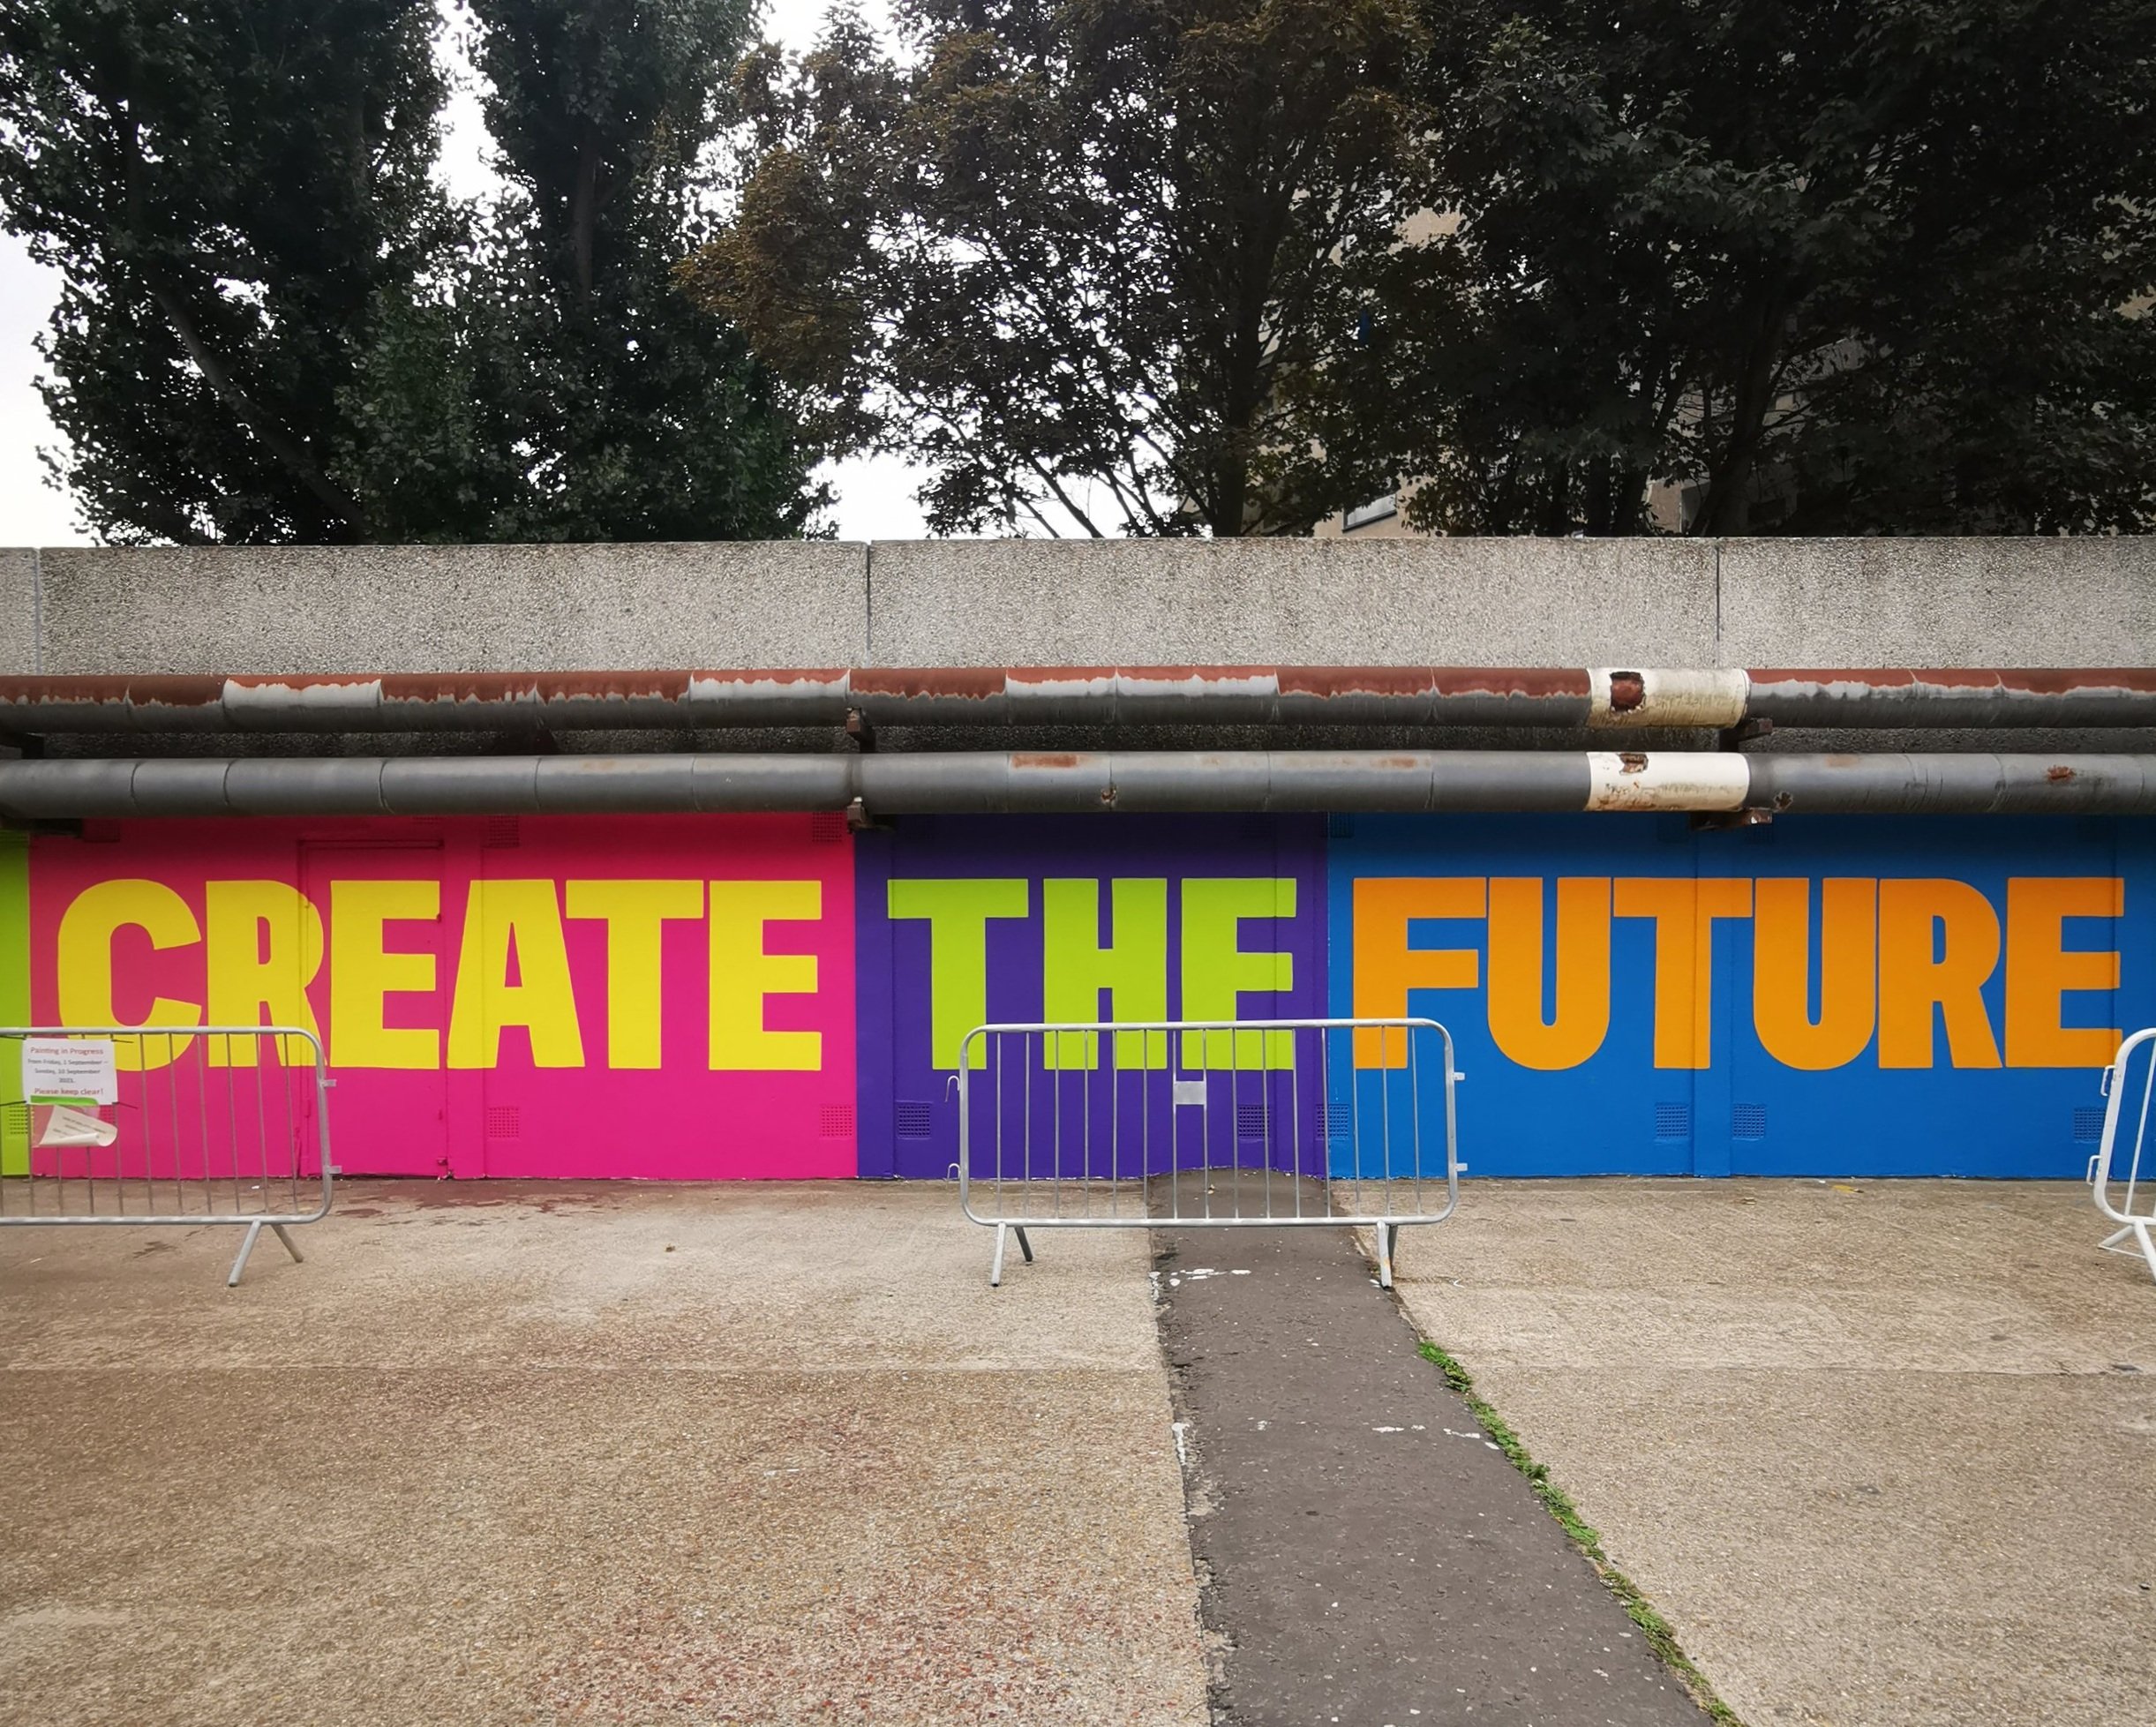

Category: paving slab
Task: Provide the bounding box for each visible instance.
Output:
[1152,1177,1711,1727]
[1389,1179,2156,1727]
[0,1182,1208,1727]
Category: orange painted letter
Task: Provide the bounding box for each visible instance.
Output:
[2004,877,2122,1068]
[1877,880,2002,1069]
[1352,878,1484,1067]
[1611,878,1752,1069]
[1486,878,1611,1070]
[1753,879,1876,1070]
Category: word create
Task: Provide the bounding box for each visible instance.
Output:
[52,877,827,1071]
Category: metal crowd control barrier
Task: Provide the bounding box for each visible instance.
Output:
[955,1017,1461,1288]
[2092,1026,2156,1283]
[0,1025,334,1287]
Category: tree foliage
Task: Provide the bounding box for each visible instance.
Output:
[686,0,1424,537]
[0,1,451,543]
[455,0,819,540]
[1381,0,2156,536]
[0,0,819,544]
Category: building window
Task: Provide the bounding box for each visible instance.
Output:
[1344,492,1397,530]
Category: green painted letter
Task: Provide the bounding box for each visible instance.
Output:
[887,878,1030,1069]
[1181,878,1296,1069]
[1042,878,1168,1069]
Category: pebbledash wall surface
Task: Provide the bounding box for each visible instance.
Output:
[4,536,2155,1182]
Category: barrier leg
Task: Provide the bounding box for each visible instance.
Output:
[1014,1226,1033,1265]
[2137,1222,2156,1283]
[991,1223,1009,1288]
[227,1220,265,1288]
[1374,1221,1395,1290]
[271,1223,304,1265]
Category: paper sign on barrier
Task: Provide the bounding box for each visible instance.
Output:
[21,1038,119,1106]
[36,1104,119,1149]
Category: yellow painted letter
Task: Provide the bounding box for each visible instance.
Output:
[56,879,201,1069]
[205,881,324,1065]
[330,880,440,1069]
[566,880,703,1069]
[447,880,585,1069]
[709,880,822,1071]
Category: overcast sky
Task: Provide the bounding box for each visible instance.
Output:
[0,1,939,546]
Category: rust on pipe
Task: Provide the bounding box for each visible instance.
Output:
[1,666,2152,734]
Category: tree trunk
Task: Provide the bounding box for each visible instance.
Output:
[571,132,599,298]
[1690,277,1792,536]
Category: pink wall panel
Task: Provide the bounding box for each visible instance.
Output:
[28,814,856,1180]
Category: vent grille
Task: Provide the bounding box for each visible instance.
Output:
[485,1107,520,1140]
[895,1101,933,1138]
[1653,1102,1691,1141]
[1319,1100,1353,1143]
[1,1100,28,1140]
[1732,1103,1767,1140]
[809,812,848,843]
[1327,814,1356,839]
[1236,1102,1270,1140]
[819,1105,855,1140]
[483,816,522,849]
[2073,1107,2108,1144]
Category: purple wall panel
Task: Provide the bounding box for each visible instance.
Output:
[855,815,1329,1180]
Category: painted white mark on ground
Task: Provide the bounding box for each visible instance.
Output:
[1172,1421,1191,1468]
[1230,1268,1252,1275]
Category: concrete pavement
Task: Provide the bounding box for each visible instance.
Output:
[1154,1200,1711,1727]
[8,1176,2152,1726]
[1388,1179,2156,1727]
[0,1182,1208,1727]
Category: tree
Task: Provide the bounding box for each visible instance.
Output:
[0,1,454,543]
[0,0,821,545]
[686,0,1423,537]
[456,0,820,540]
[1381,0,2156,536]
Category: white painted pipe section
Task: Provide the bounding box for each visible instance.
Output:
[1587,667,1751,728]
[1584,751,1751,811]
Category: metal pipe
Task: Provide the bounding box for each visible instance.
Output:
[2,666,2152,734]
[4,751,2153,819]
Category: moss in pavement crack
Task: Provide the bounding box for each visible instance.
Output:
[1415,1336,1747,1727]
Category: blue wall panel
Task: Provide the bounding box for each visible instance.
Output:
[1327,814,2155,1179]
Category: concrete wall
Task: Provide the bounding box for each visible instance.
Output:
[0,537,2150,673]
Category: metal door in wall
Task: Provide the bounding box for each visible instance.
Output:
[462,813,857,1181]
[1325,812,1705,1177]
[302,842,454,1176]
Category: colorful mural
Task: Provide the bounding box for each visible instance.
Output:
[3,812,2149,1180]
[855,815,1329,1179]
[15,815,856,1179]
